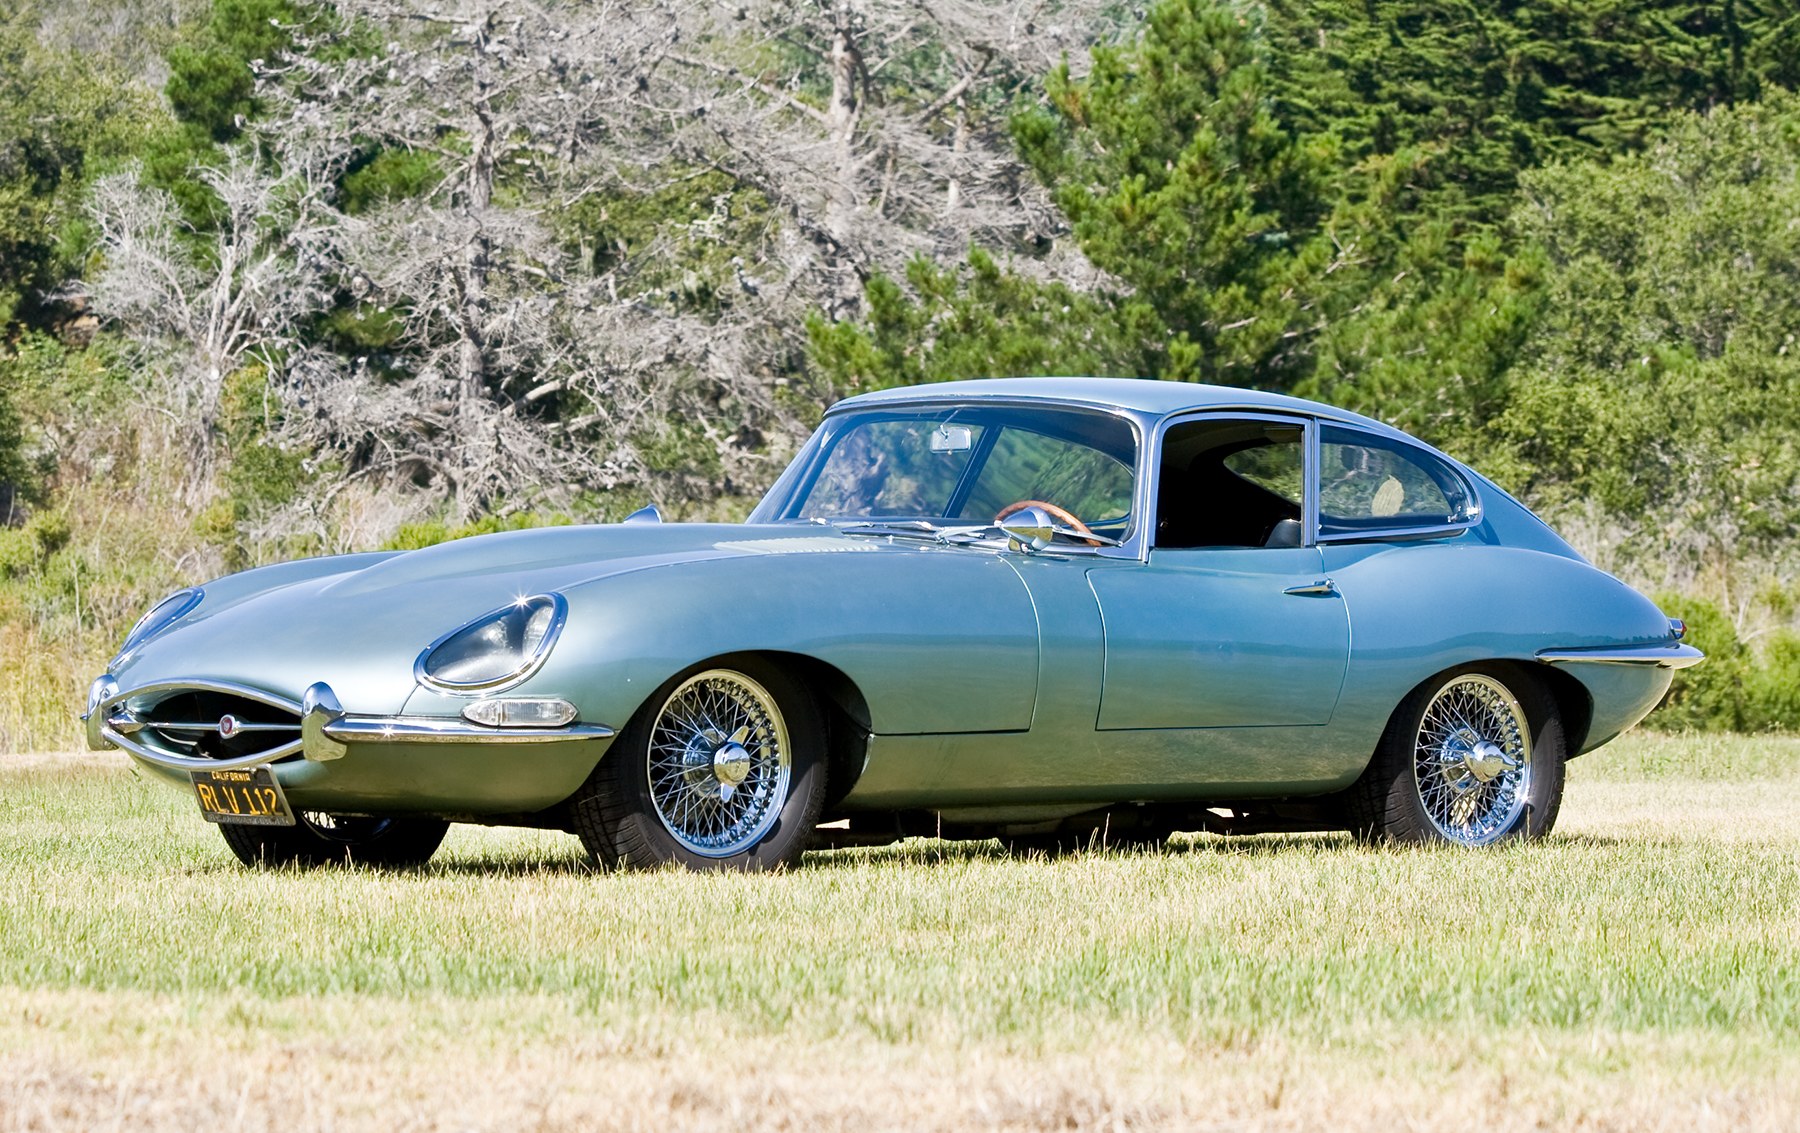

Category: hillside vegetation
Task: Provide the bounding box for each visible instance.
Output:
[4,0,1800,746]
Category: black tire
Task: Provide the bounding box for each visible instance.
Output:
[571,656,827,871]
[218,813,450,869]
[1348,663,1565,846]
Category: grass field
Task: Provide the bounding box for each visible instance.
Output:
[2,732,1796,1131]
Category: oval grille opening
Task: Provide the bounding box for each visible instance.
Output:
[132,689,302,762]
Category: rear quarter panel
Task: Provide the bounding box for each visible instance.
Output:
[1322,540,1677,760]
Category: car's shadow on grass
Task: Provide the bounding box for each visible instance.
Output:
[205,829,1661,878]
[424,856,601,877]
[805,830,1360,867]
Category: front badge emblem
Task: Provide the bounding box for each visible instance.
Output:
[218,714,240,739]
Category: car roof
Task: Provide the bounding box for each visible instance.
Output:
[831,376,1404,437]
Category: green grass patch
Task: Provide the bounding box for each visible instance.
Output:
[3,738,1796,1046]
[1,735,1795,1128]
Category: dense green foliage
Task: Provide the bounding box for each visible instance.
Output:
[0,12,157,330]
[806,248,1133,390]
[1262,1,1800,235]
[1651,595,1800,734]
[3,0,1800,741]
[164,0,302,143]
[1491,96,1800,582]
[1014,1,1343,387]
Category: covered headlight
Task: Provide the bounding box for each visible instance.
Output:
[116,587,203,659]
[416,594,566,690]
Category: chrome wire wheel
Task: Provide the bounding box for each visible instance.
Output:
[645,669,792,858]
[1412,674,1533,846]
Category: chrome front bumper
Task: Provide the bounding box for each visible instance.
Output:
[84,675,615,773]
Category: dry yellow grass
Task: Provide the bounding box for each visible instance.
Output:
[2,990,1794,1132]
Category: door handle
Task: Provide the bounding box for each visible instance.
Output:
[1283,579,1338,597]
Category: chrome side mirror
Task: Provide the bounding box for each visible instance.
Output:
[998,505,1056,553]
[622,504,663,525]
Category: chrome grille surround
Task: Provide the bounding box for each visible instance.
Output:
[98,679,303,770]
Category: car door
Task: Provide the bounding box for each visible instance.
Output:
[1087,412,1351,730]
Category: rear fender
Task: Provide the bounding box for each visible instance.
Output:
[1323,542,1676,758]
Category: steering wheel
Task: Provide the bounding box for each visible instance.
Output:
[994,499,1104,548]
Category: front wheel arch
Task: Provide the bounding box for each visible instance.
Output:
[571,652,829,870]
[749,651,870,811]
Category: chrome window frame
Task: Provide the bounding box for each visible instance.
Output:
[1313,422,1484,544]
[1147,408,1320,555]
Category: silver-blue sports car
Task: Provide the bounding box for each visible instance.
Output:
[84,378,1701,869]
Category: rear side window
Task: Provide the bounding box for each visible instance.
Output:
[1318,426,1477,537]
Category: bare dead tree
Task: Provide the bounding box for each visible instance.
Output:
[261,0,708,518]
[84,149,343,494]
[116,0,1126,530]
[654,0,1121,317]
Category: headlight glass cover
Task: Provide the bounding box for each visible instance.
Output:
[417,594,566,690]
[117,588,203,659]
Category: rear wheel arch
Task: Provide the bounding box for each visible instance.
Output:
[1380,658,1579,747]
[1529,660,1594,756]
[1350,658,1568,845]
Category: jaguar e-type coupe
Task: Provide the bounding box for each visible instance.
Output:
[84,378,1700,869]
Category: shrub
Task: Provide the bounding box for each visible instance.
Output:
[1648,593,1800,732]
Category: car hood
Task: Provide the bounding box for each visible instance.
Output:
[108,523,945,713]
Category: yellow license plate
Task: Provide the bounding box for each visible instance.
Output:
[191,766,295,826]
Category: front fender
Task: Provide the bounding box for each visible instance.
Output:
[445,548,1042,737]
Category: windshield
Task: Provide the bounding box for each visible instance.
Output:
[751,404,1139,540]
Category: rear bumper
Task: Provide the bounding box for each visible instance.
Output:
[1536,642,1705,670]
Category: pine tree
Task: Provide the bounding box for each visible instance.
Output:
[1013,0,1348,387]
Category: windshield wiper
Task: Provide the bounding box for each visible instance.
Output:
[834,519,942,536]
[830,518,1124,549]
[833,519,1004,545]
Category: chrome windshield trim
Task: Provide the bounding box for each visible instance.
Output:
[1537,643,1705,670]
[761,399,1149,561]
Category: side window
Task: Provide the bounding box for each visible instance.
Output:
[1156,419,1304,548]
[1318,426,1475,537]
